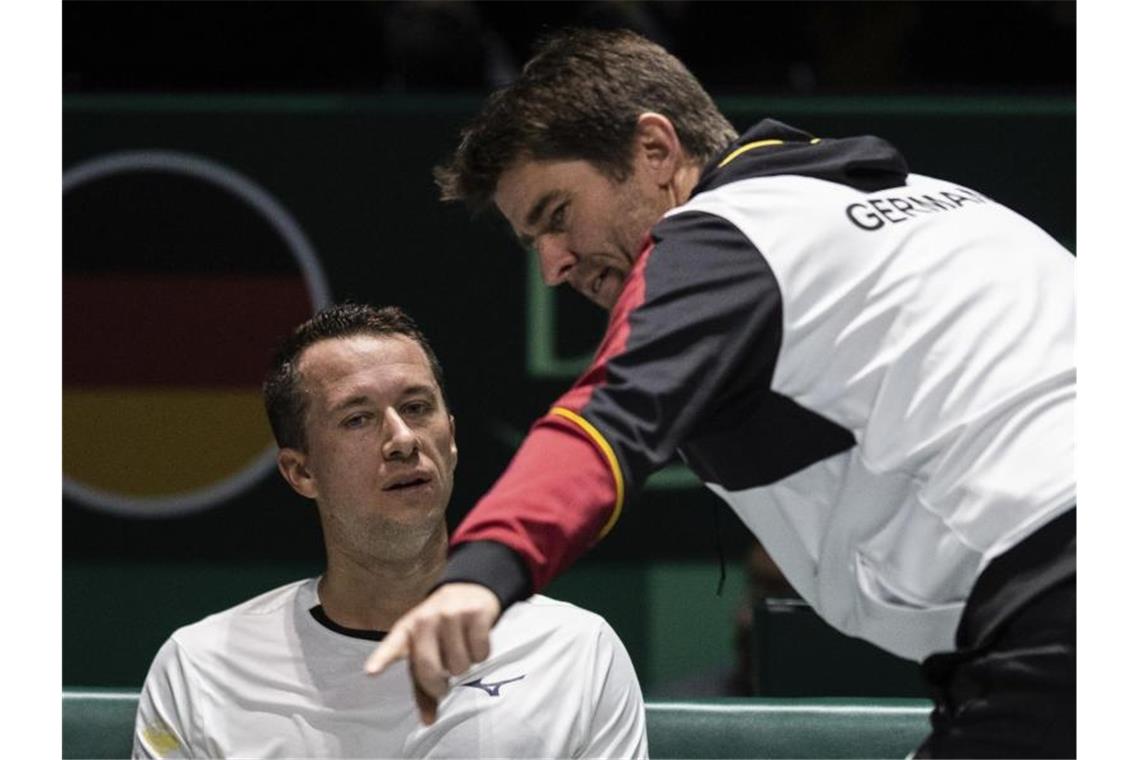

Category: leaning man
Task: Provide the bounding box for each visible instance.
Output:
[369,28,1074,759]
[132,303,648,758]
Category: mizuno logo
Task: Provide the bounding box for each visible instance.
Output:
[460,675,526,696]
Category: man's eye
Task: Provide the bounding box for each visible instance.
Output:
[343,413,371,428]
[550,203,567,230]
[403,401,432,416]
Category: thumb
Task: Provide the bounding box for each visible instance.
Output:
[413,677,439,725]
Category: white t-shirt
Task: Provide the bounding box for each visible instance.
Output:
[133,579,648,758]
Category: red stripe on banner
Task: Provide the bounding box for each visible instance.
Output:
[64,274,315,387]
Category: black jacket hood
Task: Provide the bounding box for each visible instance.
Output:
[693,118,909,196]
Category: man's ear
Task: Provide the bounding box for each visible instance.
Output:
[634,112,684,184]
[277,448,317,499]
[448,414,458,467]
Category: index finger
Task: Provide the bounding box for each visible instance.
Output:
[365,624,410,675]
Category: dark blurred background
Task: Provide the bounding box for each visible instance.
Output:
[63,1,1075,697]
[65,1,1075,94]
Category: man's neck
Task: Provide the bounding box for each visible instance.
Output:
[317,530,448,633]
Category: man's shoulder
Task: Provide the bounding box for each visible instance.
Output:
[501,594,608,637]
[168,578,314,653]
[485,596,638,701]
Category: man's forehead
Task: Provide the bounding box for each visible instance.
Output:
[493,160,543,222]
[495,158,585,225]
[298,334,434,389]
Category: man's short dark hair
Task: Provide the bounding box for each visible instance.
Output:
[434,28,738,211]
[263,303,446,451]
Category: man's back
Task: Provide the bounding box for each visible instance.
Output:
[671,163,1074,659]
[134,579,647,758]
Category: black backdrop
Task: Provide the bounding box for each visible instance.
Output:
[62,1,1075,691]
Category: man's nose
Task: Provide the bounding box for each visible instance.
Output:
[536,234,577,286]
[382,408,418,460]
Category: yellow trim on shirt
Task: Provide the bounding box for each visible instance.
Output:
[550,407,625,540]
[142,724,182,755]
[717,136,823,167]
[717,139,786,168]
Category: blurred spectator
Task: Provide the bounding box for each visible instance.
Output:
[380,1,509,91]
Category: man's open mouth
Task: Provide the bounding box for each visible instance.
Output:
[383,476,431,491]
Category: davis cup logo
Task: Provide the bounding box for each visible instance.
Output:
[63,151,331,518]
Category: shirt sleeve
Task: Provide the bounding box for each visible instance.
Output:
[577,620,649,760]
[445,210,782,600]
[133,638,207,759]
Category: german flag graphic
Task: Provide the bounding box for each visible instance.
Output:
[63,151,328,517]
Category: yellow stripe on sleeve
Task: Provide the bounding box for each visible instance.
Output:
[550,407,625,540]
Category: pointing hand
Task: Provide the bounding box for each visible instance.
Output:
[365,583,501,724]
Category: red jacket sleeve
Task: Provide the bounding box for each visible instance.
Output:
[447,241,649,593]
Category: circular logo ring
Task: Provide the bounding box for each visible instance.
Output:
[63,149,331,518]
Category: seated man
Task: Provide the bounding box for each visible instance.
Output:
[133,303,648,759]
